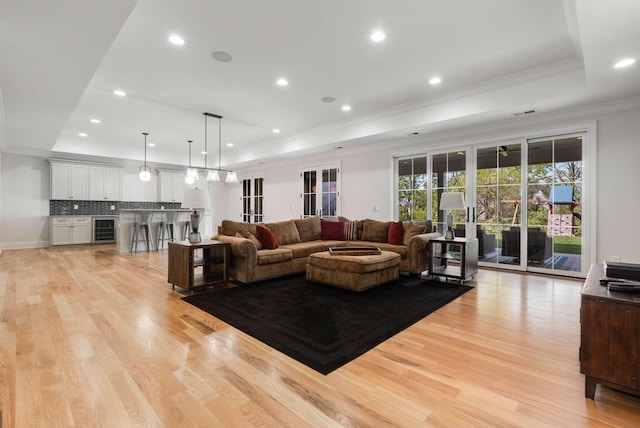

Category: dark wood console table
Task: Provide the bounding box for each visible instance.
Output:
[168,240,230,293]
[580,263,640,399]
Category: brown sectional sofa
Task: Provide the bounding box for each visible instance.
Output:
[213,217,441,284]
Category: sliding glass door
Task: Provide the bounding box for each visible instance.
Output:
[395,132,588,276]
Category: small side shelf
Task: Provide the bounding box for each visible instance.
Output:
[168,240,230,293]
[428,237,478,283]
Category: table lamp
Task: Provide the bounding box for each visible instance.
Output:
[182,188,211,242]
[439,192,465,240]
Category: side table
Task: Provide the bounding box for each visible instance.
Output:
[168,240,230,293]
[428,237,478,283]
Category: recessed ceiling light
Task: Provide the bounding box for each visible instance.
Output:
[614,58,636,68]
[371,31,386,42]
[90,118,101,124]
[211,51,233,62]
[429,77,442,85]
[201,151,207,155]
[168,34,185,45]
[273,129,280,133]
[321,96,336,103]
[341,105,351,111]
[148,143,155,147]
[113,89,126,97]
[78,132,87,137]
[276,78,288,86]
[226,143,234,147]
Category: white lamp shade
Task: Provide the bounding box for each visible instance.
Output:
[439,192,466,210]
[206,169,220,181]
[182,188,210,209]
[225,171,238,183]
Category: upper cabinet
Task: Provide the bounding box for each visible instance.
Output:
[158,170,187,203]
[89,166,122,201]
[50,160,122,201]
[50,162,89,200]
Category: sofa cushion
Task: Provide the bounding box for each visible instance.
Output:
[256,248,292,265]
[280,241,327,258]
[361,219,391,243]
[388,221,404,245]
[237,230,262,250]
[256,224,279,249]
[321,220,345,240]
[339,216,365,239]
[402,222,426,246]
[411,219,434,233]
[220,219,256,236]
[294,216,322,241]
[265,220,301,245]
[343,220,358,240]
[370,242,408,258]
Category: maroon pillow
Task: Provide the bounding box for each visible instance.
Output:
[255,224,278,249]
[321,220,346,240]
[388,221,404,245]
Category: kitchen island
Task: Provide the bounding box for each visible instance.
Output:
[118,209,195,252]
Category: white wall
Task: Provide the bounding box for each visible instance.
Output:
[0,154,50,248]
[594,108,640,263]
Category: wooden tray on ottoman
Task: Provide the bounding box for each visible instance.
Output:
[329,246,381,256]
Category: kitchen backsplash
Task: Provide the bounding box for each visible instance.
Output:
[50,200,182,215]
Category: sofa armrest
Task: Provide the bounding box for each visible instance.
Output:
[405,232,442,274]
[213,235,257,259]
[407,232,442,250]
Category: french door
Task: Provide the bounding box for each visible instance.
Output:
[241,176,264,223]
[301,164,340,218]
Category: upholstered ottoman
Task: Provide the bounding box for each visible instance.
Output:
[306,250,401,291]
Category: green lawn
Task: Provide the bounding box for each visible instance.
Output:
[554,236,582,254]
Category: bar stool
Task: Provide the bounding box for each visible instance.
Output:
[165,211,178,242]
[156,211,172,251]
[130,211,152,252]
[178,211,191,240]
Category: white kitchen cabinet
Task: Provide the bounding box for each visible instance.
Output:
[90,166,122,201]
[50,162,89,200]
[158,171,187,203]
[50,217,92,246]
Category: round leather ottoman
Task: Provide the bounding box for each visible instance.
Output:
[306,250,401,291]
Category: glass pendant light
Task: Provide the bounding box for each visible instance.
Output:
[185,140,199,184]
[138,132,152,181]
[203,112,221,181]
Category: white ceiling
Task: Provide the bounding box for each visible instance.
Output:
[1,0,639,170]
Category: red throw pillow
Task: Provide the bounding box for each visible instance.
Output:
[255,224,278,249]
[388,221,404,245]
[321,220,346,240]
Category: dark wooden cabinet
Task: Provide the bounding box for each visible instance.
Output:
[580,264,640,399]
[168,240,230,293]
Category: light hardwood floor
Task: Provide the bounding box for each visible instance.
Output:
[1,245,639,427]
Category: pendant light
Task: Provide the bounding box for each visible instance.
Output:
[185,139,199,184]
[204,112,221,181]
[138,132,152,181]
[202,112,237,183]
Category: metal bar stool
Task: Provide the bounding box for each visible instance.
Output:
[130,211,152,252]
[156,211,172,251]
[165,211,178,242]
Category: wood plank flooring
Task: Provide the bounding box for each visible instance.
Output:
[1,245,640,427]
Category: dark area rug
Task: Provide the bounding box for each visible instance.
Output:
[183,274,472,374]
